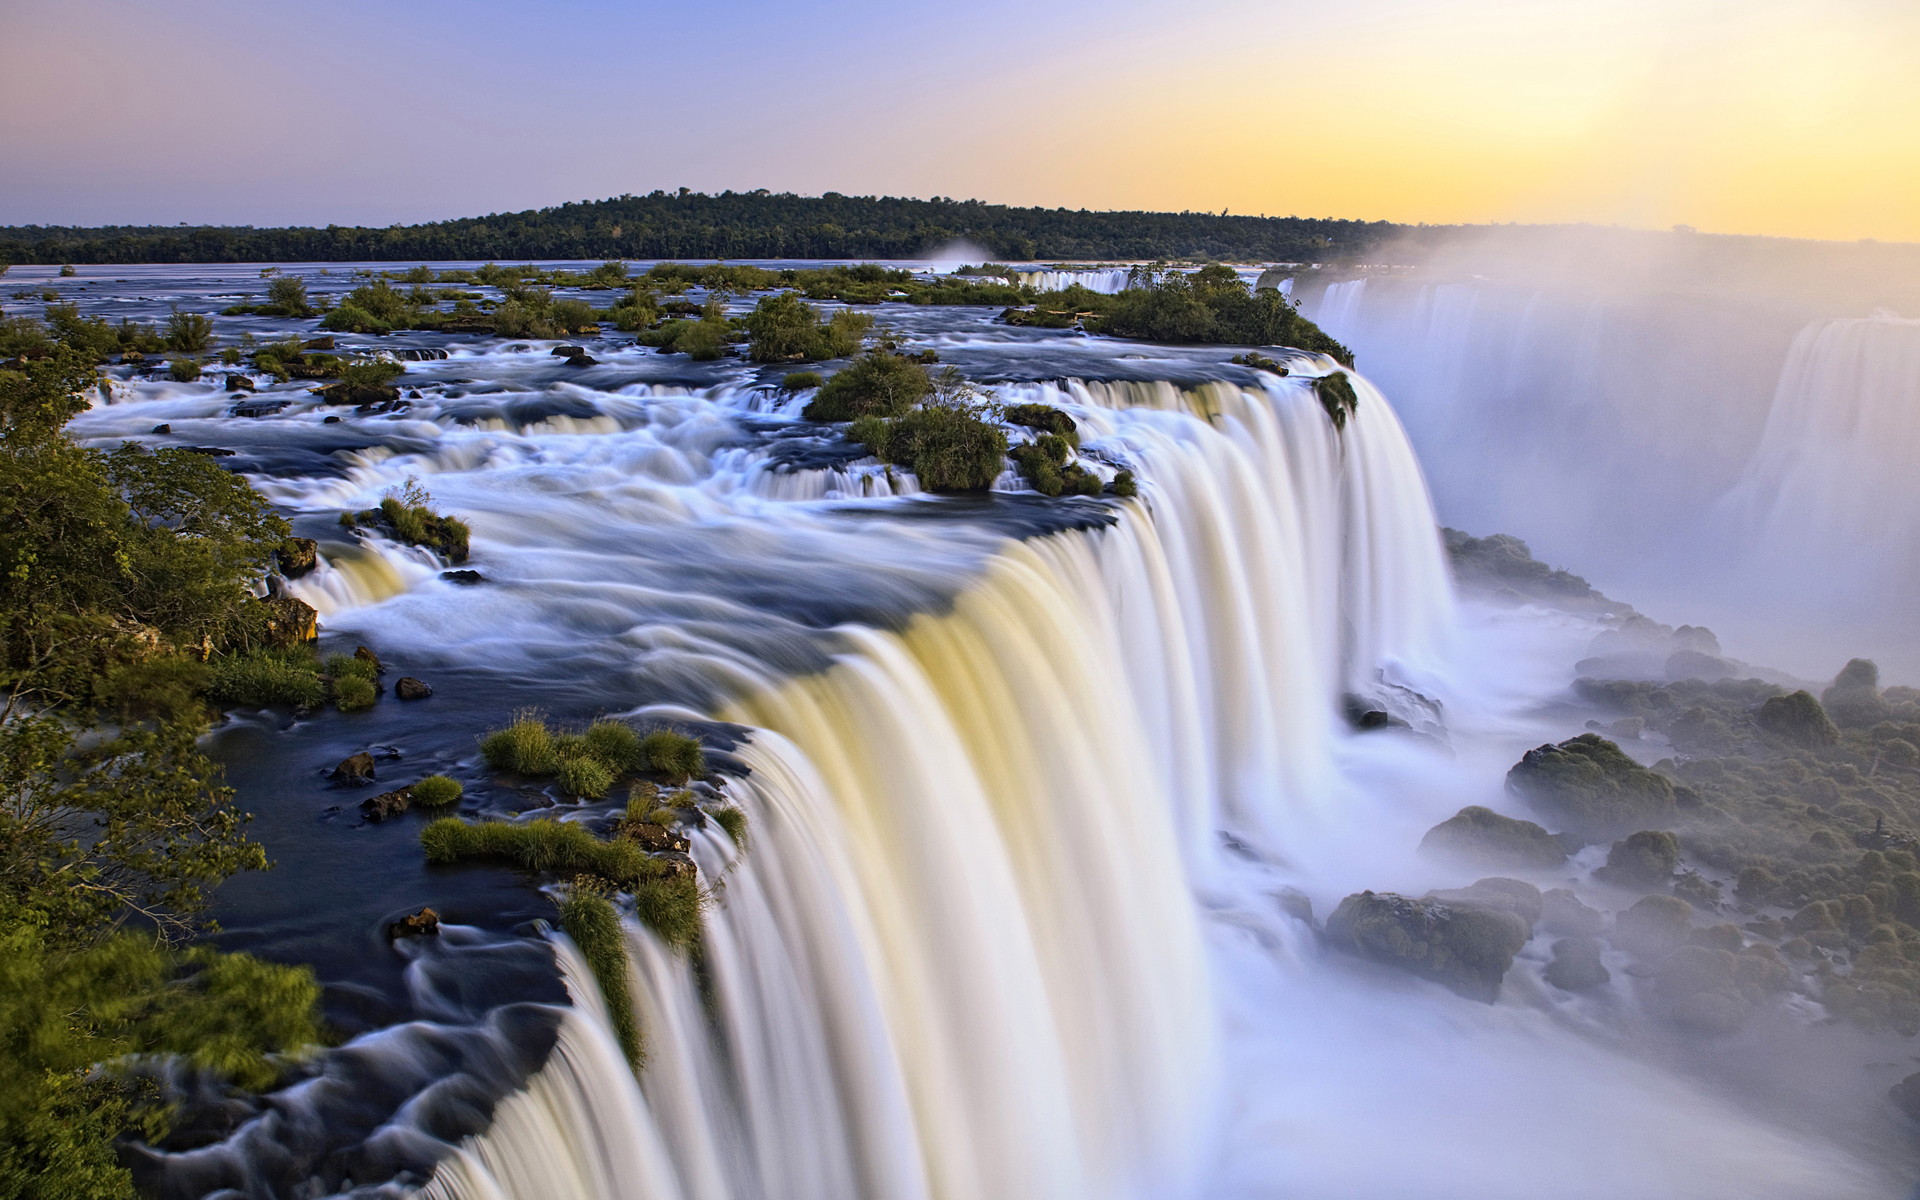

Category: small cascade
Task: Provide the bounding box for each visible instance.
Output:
[1010,268,1132,294]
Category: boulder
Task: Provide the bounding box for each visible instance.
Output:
[1506,733,1676,839]
[302,336,336,351]
[1543,936,1611,991]
[1541,888,1607,937]
[1612,894,1694,957]
[387,907,439,939]
[622,821,691,854]
[276,536,318,579]
[1594,830,1680,888]
[441,569,484,585]
[1325,890,1531,1003]
[316,381,399,407]
[1755,691,1840,747]
[1419,805,1567,869]
[248,595,318,648]
[1822,659,1887,728]
[225,373,255,392]
[354,645,384,674]
[564,353,598,367]
[395,676,433,701]
[151,423,170,435]
[323,415,342,424]
[551,345,586,357]
[361,787,412,821]
[1424,877,1543,928]
[653,852,698,880]
[331,752,377,785]
[1665,649,1735,682]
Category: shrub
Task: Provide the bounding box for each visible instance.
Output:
[1109,469,1138,498]
[410,775,464,807]
[320,303,390,334]
[205,648,325,709]
[1314,371,1359,430]
[333,674,377,711]
[266,275,313,316]
[548,297,599,332]
[1003,403,1078,440]
[168,358,201,383]
[852,405,1008,492]
[802,350,930,421]
[582,261,632,288]
[481,712,561,775]
[745,291,824,362]
[558,884,641,1068]
[780,371,822,392]
[364,486,470,563]
[164,307,214,352]
[712,806,747,848]
[608,285,659,331]
[487,299,551,339]
[639,729,705,783]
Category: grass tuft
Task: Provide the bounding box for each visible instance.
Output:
[557,882,642,1070]
[639,729,706,783]
[481,711,560,775]
[410,775,464,808]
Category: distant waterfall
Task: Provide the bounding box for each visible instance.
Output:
[1011,268,1132,294]
[422,373,1455,1200]
[1720,313,1920,594]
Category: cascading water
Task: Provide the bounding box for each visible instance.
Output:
[1010,268,1133,294]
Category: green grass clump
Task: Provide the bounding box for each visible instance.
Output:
[362,487,470,564]
[323,653,379,683]
[481,712,561,775]
[1109,469,1138,498]
[712,806,748,848]
[410,775,464,808]
[639,729,706,784]
[558,884,642,1069]
[779,370,823,393]
[744,291,873,363]
[168,358,201,383]
[420,816,656,884]
[582,720,644,772]
[205,648,325,709]
[1314,371,1359,430]
[556,746,616,798]
[802,350,930,421]
[852,405,1008,492]
[333,674,377,712]
[633,874,704,953]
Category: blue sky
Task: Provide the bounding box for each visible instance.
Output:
[5,0,1916,240]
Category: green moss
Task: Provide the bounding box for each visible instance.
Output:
[1002,403,1078,441]
[1325,890,1530,1003]
[779,370,823,393]
[558,884,641,1069]
[421,816,660,886]
[1418,805,1567,869]
[410,774,463,808]
[322,652,379,684]
[1757,690,1841,747]
[481,713,561,775]
[1108,469,1138,498]
[1595,829,1681,887]
[1506,733,1677,838]
[1313,371,1359,430]
[639,729,705,783]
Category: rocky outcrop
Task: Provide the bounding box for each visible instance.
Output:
[1506,733,1676,839]
[387,907,439,938]
[1755,691,1840,747]
[248,595,318,648]
[1541,888,1607,937]
[1419,805,1567,869]
[441,570,484,585]
[361,787,412,821]
[276,537,318,579]
[1611,894,1693,957]
[331,752,377,785]
[1325,890,1532,1003]
[1543,936,1611,991]
[395,676,432,700]
[620,821,691,854]
[1424,877,1543,928]
[1594,830,1680,888]
[354,646,384,674]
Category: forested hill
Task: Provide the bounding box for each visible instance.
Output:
[0,190,1407,265]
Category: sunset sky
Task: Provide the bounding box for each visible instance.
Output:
[4,0,1915,241]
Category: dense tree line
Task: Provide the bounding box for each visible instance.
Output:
[0,190,1406,265]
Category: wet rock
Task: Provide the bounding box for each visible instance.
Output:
[323,415,341,424]
[551,346,586,357]
[246,595,317,647]
[1425,876,1542,928]
[1419,805,1567,869]
[1544,936,1611,991]
[276,537,318,579]
[225,373,255,392]
[1892,1073,1920,1124]
[1672,870,1724,911]
[1274,886,1316,926]
[387,907,439,938]
[183,446,236,456]
[441,569,484,585]
[653,852,698,880]
[1665,649,1736,682]
[1541,887,1607,937]
[1325,890,1531,1003]
[395,348,449,361]
[230,399,289,418]
[361,787,412,821]
[1506,733,1677,839]
[354,645,384,674]
[1594,830,1680,888]
[151,423,170,434]
[563,353,597,367]
[302,336,336,351]
[395,676,433,701]
[1755,691,1840,747]
[317,381,399,407]
[1612,894,1694,957]
[621,821,691,854]
[331,752,377,785]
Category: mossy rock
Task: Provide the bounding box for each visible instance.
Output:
[1325,890,1531,1003]
[1755,690,1840,747]
[1612,894,1693,958]
[1419,805,1567,870]
[1506,733,1676,839]
[1423,877,1543,928]
[1544,936,1611,991]
[1541,887,1606,937]
[1594,830,1680,888]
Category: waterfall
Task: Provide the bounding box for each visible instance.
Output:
[420,373,1456,1200]
[1011,268,1133,294]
